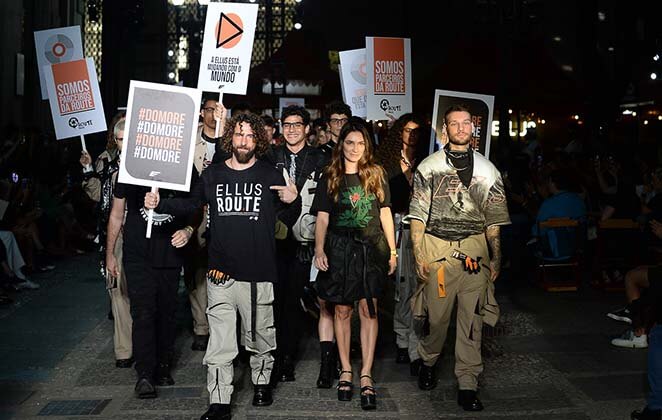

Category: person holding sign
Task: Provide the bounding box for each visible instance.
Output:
[406,105,510,411]
[187,96,227,353]
[312,120,397,410]
[80,113,134,369]
[106,171,200,399]
[144,112,297,420]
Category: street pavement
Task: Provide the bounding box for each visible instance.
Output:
[0,253,649,419]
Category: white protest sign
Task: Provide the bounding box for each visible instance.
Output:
[279,97,305,119]
[119,81,202,192]
[44,58,107,140]
[366,37,412,121]
[339,48,367,118]
[198,2,258,94]
[429,89,495,157]
[34,26,83,100]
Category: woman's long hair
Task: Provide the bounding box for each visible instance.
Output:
[375,113,425,173]
[326,120,385,202]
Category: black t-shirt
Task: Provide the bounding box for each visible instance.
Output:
[113,182,188,268]
[311,172,390,237]
[156,159,285,283]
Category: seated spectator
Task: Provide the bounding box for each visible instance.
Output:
[630,290,662,419]
[595,155,639,221]
[0,237,37,295]
[608,218,662,350]
[0,230,38,289]
[532,169,587,237]
[2,179,55,274]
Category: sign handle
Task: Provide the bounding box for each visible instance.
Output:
[80,135,87,153]
[214,91,225,138]
[146,186,158,238]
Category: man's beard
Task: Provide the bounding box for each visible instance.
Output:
[448,133,471,147]
[232,146,255,163]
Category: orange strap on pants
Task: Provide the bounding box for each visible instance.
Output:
[437,266,446,297]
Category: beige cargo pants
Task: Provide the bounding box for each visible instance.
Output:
[417,232,490,391]
[204,280,276,404]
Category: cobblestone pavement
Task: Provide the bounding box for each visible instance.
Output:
[0,254,649,419]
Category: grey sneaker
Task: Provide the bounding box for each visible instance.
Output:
[611,330,648,348]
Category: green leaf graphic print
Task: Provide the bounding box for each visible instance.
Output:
[337,186,376,228]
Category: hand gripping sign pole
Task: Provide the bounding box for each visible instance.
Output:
[146,186,157,238]
[214,92,225,138]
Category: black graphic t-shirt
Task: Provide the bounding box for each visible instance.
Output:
[113,182,188,268]
[311,173,391,237]
[156,159,285,283]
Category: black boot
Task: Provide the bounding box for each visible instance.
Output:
[280,355,295,382]
[418,363,436,390]
[458,389,484,411]
[199,403,231,420]
[134,376,157,399]
[252,384,273,406]
[191,334,210,351]
[410,358,422,376]
[395,347,410,364]
[155,363,175,386]
[316,341,334,388]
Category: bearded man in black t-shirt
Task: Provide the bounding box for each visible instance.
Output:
[145,113,297,420]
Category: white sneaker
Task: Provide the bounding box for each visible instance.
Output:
[17,279,40,290]
[611,330,648,348]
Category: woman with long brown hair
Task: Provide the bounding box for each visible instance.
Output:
[312,119,397,410]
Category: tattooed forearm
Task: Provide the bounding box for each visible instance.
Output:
[410,220,425,260]
[410,219,429,281]
[486,225,501,270]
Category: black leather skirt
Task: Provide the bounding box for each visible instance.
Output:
[315,230,388,315]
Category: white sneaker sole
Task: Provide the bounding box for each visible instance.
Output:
[610,340,647,349]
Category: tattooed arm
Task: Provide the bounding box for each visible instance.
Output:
[485,225,501,282]
[410,219,429,282]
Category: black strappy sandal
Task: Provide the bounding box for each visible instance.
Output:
[337,370,353,401]
[360,374,376,410]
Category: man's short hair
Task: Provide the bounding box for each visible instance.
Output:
[281,105,311,126]
[444,104,472,124]
[261,114,275,128]
[201,93,219,108]
[312,117,327,130]
[324,100,352,120]
[232,101,253,115]
[549,169,572,191]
